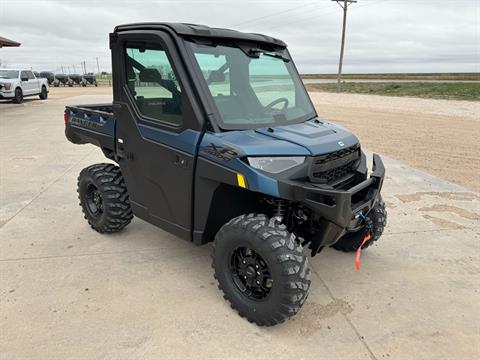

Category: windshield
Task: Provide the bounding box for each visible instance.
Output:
[189,43,316,130]
[0,70,19,79]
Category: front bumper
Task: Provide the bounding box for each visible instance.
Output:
[0,90,14,99]
[279,154,385,251]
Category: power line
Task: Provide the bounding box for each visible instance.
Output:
[233,2,318,27]
[260,7,338,31]
[246,0,388,32]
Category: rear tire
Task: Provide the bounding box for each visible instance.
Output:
[332,197,387,252]
[39,86,48,100]
[212,214,311,326]
[77,163,133,233]
[13,88,23,104]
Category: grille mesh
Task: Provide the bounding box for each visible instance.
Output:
[310,145,360,184]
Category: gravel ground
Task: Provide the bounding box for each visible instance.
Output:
[309,92,480,192]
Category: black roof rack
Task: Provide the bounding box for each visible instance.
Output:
[114,22,287,48]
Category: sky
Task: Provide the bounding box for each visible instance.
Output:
[0,0,479,74]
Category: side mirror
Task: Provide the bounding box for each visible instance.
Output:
[21,77,29,82]
[207,70,226,83]
[139,68,162,83]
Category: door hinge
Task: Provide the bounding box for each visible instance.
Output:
[109,33,118,49]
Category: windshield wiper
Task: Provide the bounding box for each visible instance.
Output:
[262,52,290,62]
[239,45,290,62]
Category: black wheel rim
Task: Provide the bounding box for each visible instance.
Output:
[84,183,103,218]
[230,247,273,301]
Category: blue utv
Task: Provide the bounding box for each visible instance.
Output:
[64,23,387,326]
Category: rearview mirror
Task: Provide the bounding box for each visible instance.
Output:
[21,77,29,82]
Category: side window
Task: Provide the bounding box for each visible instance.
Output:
[27,71,35,79]
[125,45,183,126]
[20,71,28,80]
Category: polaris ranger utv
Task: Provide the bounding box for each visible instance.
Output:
[65,23,386,326]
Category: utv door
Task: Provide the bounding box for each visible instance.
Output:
[111,31,203,240]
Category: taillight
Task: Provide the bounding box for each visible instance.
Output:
[64,112,69,125]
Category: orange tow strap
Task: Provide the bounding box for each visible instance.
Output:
[355,233,371,271]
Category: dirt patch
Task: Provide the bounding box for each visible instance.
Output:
[384,201,397,209]
[422,215,466,230]
[396,192,479,203]
[310,92,480,192]
[419,204,480,221]
[287,298,353,336]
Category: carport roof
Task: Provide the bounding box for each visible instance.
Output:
[0,36,21,47]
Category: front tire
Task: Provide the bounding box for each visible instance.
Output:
[13,88,23,104]
[212,214,311,326]
[332,197,387,252]
[77,163,133,233]
[39,86,48,100]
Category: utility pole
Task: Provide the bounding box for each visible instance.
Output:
[332,0,356,91]
[95,57,100,75]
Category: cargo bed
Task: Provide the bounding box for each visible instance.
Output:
[64,103,116,159]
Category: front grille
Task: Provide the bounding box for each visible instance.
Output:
[310,144,360,184]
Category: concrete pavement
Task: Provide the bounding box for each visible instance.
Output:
[1,95,479,359]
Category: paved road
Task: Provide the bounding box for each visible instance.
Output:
[1,95,479,359]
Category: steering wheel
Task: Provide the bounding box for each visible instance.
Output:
[263,98,289,113]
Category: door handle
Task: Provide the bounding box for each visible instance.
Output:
[174,155,188,168]
[116,139,133,160]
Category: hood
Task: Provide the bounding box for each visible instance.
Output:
[200,119,359,159]
[255,119,359,155]
[201,129,309,158]
[0,79,17,84]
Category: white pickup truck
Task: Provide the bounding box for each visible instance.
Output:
[0,69,49,103]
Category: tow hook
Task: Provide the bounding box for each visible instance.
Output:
[354,212,373,271]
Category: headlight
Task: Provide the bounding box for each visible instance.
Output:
[0,83,11,90]
[247,156,305,173]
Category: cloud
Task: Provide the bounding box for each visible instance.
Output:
[0,0,478,73]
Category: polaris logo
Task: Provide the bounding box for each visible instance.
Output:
[338,141,345,147]
[70,117,104,129]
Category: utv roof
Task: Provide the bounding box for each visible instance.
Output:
[114,22,287,48]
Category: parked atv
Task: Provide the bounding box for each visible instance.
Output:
[82,74,98,87]
[39,71,55,85]
[64,23,387,326]
[69,74,83,86]
[53,74,72,87]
